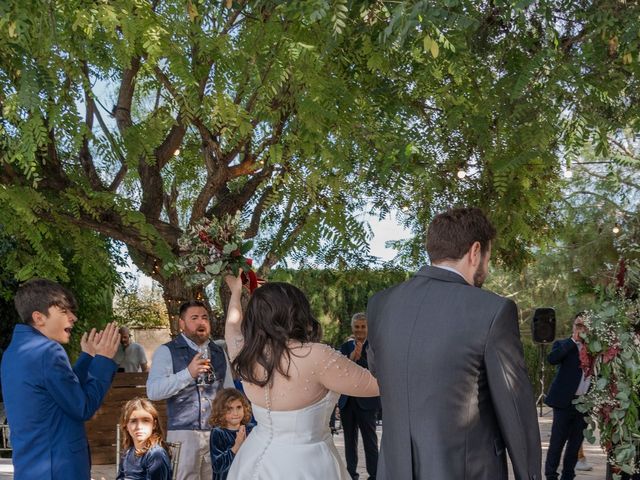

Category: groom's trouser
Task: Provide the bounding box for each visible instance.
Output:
[340,398,378,479]
[544,405,586,480]
[167,429,212,480]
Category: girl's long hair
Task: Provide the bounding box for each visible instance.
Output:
[209,388,252,428]
[120,397,170,457]
[232,282,321,387]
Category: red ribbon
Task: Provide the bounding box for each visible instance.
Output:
[241,258,263,293]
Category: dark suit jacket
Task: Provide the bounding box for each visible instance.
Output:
[367,265,541,480]
[338,339,381,411]
[544,338,582,409]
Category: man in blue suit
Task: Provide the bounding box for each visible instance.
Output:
[339,312,380,480]
[0,279,120,480]
[544,313,591,480]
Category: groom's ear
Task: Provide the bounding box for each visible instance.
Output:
[468,241,482,266]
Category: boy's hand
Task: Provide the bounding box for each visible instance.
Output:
[80,328,100,356]
[95,322,120,358]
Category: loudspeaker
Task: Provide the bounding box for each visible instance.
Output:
[531,307,556,344]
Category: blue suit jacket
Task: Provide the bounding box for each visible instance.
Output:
[0,324,117,479]
[544,338,582,409]
[338,339,381,411]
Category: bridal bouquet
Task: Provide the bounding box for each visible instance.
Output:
[167,213,254,287]
[575,298,640,478]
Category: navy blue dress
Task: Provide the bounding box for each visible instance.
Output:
[116,445,172,480]
[210,425,253,480]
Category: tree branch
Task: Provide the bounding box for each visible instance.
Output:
[208,165,274,218]
[245,185,273,239]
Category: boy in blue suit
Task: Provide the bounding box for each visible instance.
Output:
[0,279,120,479]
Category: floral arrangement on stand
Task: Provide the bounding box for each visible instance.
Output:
[575,298,640,479]
[166,213,258,290]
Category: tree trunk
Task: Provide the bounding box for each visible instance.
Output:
[161,276,207,337]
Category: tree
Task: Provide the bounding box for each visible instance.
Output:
[5,1,637,336]
[0,1,418,334]
[369,0,640,268]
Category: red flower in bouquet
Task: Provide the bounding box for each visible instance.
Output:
[167,213,256,288]
[602,345,621,364]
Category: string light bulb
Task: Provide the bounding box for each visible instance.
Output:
[612,225,620,234]
[401,205,409,212]
[456,170,466,179]
[173,148,181,156]
[563,169,573,179]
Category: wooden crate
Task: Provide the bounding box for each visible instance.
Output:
[86,372,167,465]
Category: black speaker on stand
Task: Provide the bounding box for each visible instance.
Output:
[531,307,556,417]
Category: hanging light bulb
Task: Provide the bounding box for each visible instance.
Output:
[563,168,573,179]
[456,170,466,179]
[173,148,181,156]
[401,205,409,212]
[612,225,620,234]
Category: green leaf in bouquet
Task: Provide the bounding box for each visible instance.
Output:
[596,377,609,390]
[590,339,602,353]
[240,240,253,254]
[223,242,237,254]
[205,262,222,275]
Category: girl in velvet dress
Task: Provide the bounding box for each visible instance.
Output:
[209,388,254,480]
[116,397,172,480]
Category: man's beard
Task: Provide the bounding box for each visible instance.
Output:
[473,258,487,288]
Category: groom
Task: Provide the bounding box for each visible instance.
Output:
[367,207,541,480]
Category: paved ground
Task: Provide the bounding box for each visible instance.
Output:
[0,407,607,479]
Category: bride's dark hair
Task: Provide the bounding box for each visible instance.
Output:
[232,282,321,387]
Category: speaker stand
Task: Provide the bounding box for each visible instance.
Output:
[535,343,549,417]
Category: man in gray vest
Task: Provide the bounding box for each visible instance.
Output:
[367,207,541,480]
[147,300,234,480]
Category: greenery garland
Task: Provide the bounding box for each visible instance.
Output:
[576,298,640,478]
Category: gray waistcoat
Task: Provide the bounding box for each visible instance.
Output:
[165,335,227,430]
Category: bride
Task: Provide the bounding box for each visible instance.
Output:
[223,273,380,479]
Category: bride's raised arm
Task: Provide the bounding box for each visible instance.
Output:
[224,272,244,361]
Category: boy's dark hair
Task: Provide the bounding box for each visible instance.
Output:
[426,208,496,263]
[179,300,208,319]
[14,278,77,325]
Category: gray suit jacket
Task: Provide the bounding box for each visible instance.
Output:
[367,265,541,480]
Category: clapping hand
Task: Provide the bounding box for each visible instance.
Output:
[94,322,121,359]
[351,341,364,361]
[80,328,100,356]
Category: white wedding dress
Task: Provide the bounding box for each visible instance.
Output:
[225,342,378,480]
[228,389,348,479]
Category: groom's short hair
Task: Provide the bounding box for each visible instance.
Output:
[426,208,496,263]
